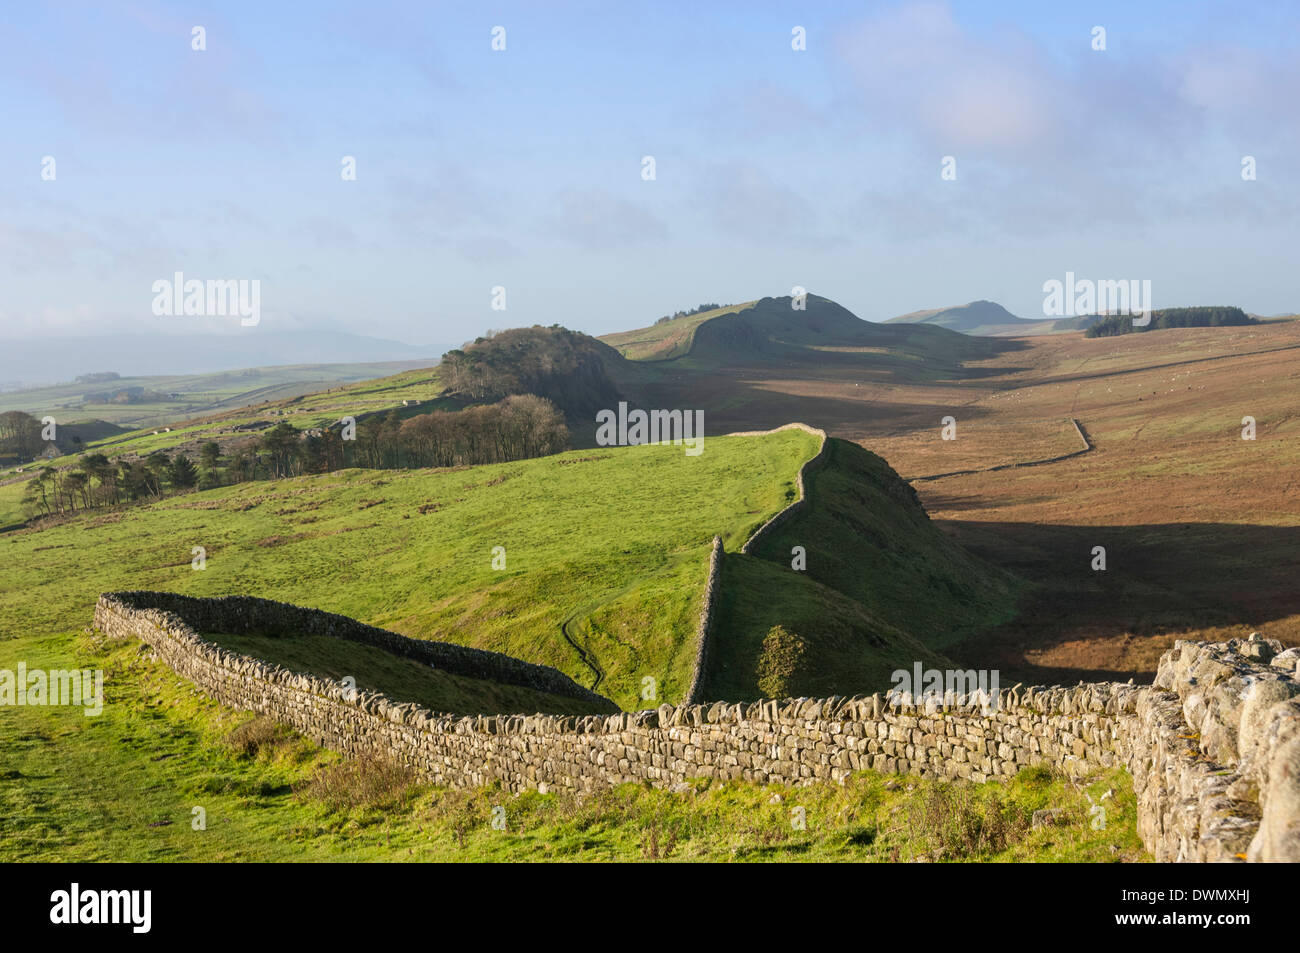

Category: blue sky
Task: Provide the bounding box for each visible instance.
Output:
[3,0,1298,354]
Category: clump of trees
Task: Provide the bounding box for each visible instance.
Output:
[1085,306,1256,338]
[20,450,201,517]
[654,302,727,325]
[382,394,568,468]
[438,325,622,417]
[0,411,44,464]
[244,395,570,475]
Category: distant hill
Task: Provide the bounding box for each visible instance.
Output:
[0,359,443,432]
[883,300,1061,336]
[600,302,760,360]
[5,291,1021,465]
[601,294,1006,366]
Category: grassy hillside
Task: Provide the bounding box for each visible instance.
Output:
[0,628,1142,862]
[745,439,1018,650]
[1,425,1021,712]
[703,554,952,701]
[0,480,29,529]
[600,302,759,361]
[79,364,447,461]
[601,295,1011,372]
[702,438,1017,701]
[0,429,821,710]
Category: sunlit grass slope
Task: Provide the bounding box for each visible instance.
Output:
[83,365,446,460]
[600,302,759,361]
[742,438,1018,642]
[0,428,820,710]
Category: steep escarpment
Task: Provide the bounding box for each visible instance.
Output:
[679,294,1007,368]
[697,435,1016,703]
[732,438,1016,643]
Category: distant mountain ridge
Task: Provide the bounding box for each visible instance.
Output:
[883,300,1045,334]
[600,294,1007,363]
[0,331,438,387]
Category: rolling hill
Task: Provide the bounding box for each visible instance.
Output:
[883,300,1062,336]
[599,301,760,361]
[602,294,1007,366]
[702,438,1015,701]
[1,363,450,472]
[3,292,1011,472]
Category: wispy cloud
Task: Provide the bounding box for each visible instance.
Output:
[539,189,668,249]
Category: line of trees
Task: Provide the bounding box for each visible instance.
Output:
[17,395,569,521]
[383,394,569,468]
[655,302,727,325]
[21,450,199,517]
[244,394,570,475]
[1085,306,1256,338]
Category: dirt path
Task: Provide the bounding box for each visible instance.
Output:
[560,614,605,691]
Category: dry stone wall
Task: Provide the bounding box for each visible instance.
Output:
[93,592,1300,862]
[681,536,725,705]
[1133,636,1300,862]
[682,424,827,703]
[734,423,830,556]
[94,591,613,709]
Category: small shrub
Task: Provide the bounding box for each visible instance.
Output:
[905,782,1032,859]
[223,716,291,759]
[756,624,807,698]
[293,755,418,812]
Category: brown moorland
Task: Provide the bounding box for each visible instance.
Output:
[607,306,1300,685]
